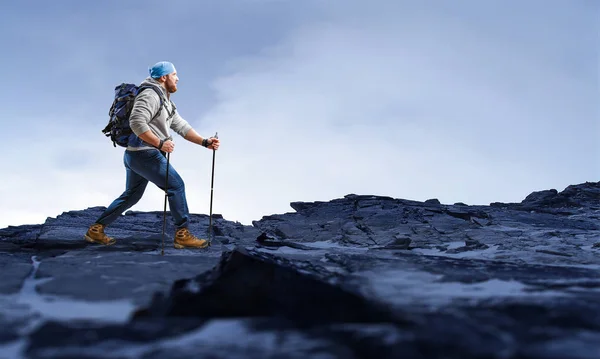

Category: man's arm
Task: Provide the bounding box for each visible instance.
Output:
[137,130,162,148]
[129,90,164,149]
[184,128,218,148]
[168,109,219,150]
[138,129,174,152]
[130,91,159,139]
[170,111,192,138]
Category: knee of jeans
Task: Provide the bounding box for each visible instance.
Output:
[168,177,185,193]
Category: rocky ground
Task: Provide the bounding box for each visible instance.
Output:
[0,182,599,359]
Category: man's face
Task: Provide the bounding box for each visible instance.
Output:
[163,72,179,93]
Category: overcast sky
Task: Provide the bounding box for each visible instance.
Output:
[0,0,598,229]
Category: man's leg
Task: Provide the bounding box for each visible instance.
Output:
[124,149,189,227]
[125,149,207,248]
[95,152,149,226]
[85,151,149,245]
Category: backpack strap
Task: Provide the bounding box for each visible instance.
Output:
[136,85,176,123]
[132,85,177,148]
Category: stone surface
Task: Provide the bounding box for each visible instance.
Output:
[0,181,598,358]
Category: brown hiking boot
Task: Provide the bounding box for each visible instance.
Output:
[174,228,209,249]
[84,223,116,245]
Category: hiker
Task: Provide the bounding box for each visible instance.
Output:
[85,61,220,249]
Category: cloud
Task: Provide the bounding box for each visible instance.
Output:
[181,4,597,224]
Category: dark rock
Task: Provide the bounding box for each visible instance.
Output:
[424,198,441,205]
[535,249,574,257]
[0,327,19,345]
[489,201,508,208]
[35,252,221,305]
[0,254,33,294]
[445,209,474,221]
[0,224,42,243]
[521,182,600,210]
[522,189,560,205]
[446,239,489,253]
[256,232,316,250]
[256,231,275,242]
[24,242,600,358]
[136,247,400,325]
[386,235,412,250]
[25,318,203,358]
[1,181,599,358]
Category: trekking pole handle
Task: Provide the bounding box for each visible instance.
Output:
[206,132,218,148]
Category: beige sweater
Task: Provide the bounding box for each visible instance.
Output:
[127,77,192,151]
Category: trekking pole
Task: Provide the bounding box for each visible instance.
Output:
[208,132,218,244]
[161,151,170,256]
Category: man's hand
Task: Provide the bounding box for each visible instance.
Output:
[208,137,220,150]
[161,140,175,153]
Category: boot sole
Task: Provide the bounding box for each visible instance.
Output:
[84,234,116,246]
[174,242,209,249]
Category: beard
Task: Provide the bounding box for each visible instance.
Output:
[166,83,178,93]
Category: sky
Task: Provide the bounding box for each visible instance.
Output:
[0,0,598,229]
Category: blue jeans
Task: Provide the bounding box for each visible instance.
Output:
[95,149,189,228]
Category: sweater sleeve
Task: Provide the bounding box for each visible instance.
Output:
[129,90,160,137]
[170,108,193,137]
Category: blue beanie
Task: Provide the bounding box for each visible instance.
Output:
[149,61,176,78]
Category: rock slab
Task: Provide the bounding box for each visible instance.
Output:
[0,181,598,358]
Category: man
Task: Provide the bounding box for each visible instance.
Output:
[84,61,220,249]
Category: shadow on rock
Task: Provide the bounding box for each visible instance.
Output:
[134,247,404,327]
